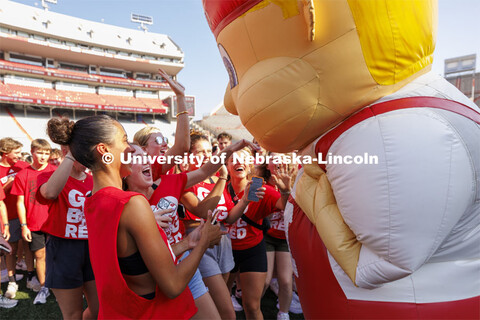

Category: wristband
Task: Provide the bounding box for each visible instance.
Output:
[3,223,9,227]
[176,111,189,117]
[20,223,27,228]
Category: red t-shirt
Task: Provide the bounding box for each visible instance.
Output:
[151,162,163,181]
[266,210,287,239]
[0,161,30,220]
[0,184,5,229]
[183,180,235,223]
[85,187,196,319]
[228,184,280,250]
[149,173,188,245]
[10,164,56,231]
[0,184,5,202]
[36,172,93,239]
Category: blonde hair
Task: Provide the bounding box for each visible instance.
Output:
[0,138,23,156]
[133,126,161,147]
[31,139,51,152]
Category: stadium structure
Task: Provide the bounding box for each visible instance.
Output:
[0,0,194,149]
[194,103,253,141]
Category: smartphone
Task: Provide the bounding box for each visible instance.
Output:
[211,208,220,225]
[247,176,264,202]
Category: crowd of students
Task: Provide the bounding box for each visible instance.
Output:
[0,70,302,320]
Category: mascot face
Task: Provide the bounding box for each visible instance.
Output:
[203,0,437,152]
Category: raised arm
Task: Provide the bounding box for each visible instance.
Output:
[39,151,75,200]
[271,164,293,210]
[159,69,190,174]
[224,182,266,224]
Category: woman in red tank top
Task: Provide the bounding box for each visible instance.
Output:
[46,75,222,318]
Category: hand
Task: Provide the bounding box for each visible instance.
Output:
[185,226,202,249]
[152,208,174,229]
[2,225,10,242]
[242,181,266,203]
[224,139,260,155]
[217,165,228,180]
[198,210,225,249]
[272,163,293,193]
[22,226,32,242]
[158,68,185,97]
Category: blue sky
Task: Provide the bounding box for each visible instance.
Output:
[10,0,480,119]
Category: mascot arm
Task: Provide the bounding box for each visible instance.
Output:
[298,108,474,288]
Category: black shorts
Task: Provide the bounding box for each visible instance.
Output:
[30,231,46,252]
[8,219,21,243]
[231,239,267,273]
[264,233,290,253]
[45,236,95,289]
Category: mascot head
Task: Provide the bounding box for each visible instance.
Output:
[203,0,437,152]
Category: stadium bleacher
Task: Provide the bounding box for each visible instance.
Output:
[0,80,169,113]
[58,90,106,105]
[0,59,170,90]
[0,104,177,151]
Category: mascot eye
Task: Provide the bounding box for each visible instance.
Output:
[218,44,238,89]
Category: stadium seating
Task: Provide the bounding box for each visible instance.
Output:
[0,81,167,113]
[5,84,62,101]
[0,59,167,89]
[138,97,168,112]
[0,105,177,151]
[102,94,148,109]
[57,90,106,105]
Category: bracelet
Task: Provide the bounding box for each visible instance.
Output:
[64,156,75,162]
[218,177,228,181]
[3,223,9,227]
[176,111,189,117]
[280,190,291,195]
[20,223,27,228]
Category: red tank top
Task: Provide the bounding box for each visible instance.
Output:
[84,187,197,319]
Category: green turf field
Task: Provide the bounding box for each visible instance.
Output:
[1,270,62,319]
[2,269,304,319]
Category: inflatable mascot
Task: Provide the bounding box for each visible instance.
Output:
[202,0,480,318]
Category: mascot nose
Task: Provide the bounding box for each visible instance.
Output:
[235,57,324,152]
